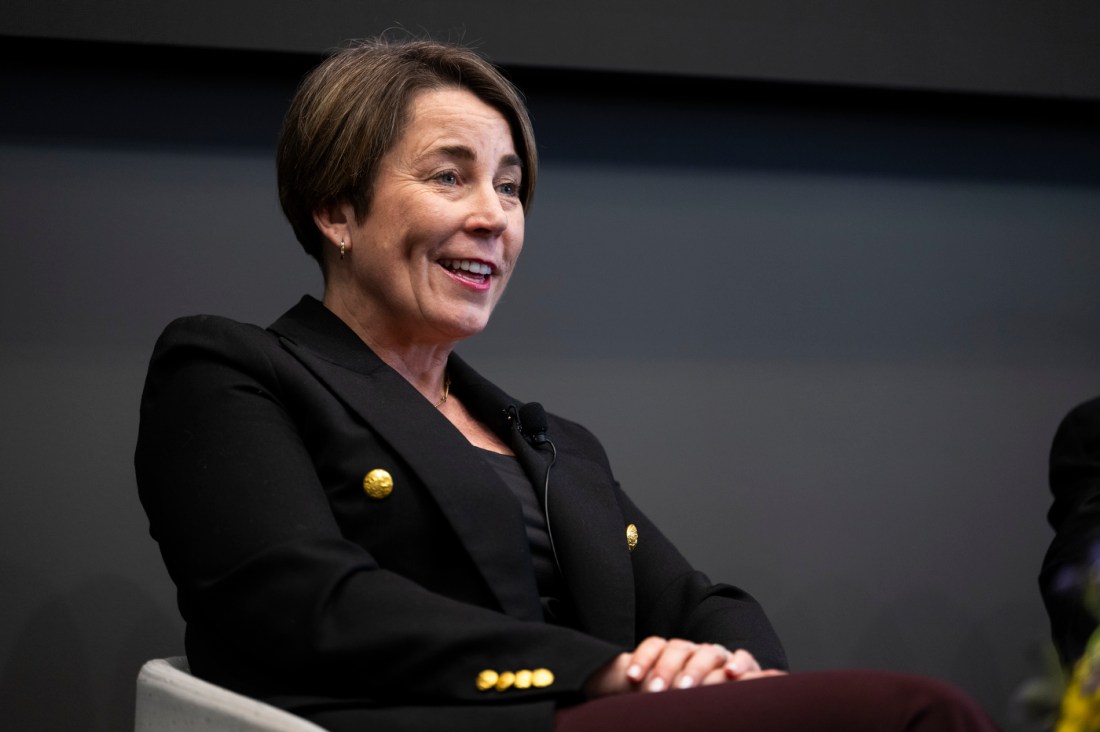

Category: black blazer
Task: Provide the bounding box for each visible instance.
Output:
[1041,395,1100,666]
[135,295,786,731]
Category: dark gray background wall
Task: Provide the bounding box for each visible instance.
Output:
[2,5,1099,729]
[5,0,1100,99]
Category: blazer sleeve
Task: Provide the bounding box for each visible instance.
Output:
[1041,396,1100,665]
[134,316,622,705]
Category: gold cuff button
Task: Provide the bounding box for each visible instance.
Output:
[495,671,516,691]
[514,669,533,689]
[626,523,639,551]
[532,668,555,688]
[476,669,498,691]
[363,469,393,499]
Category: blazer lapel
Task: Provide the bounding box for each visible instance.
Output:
[268,298,543,622]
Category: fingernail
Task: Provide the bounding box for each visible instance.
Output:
[677,675,694,689]
[627,664,643,681]
[727,661,742,674]
[648,677,666,692]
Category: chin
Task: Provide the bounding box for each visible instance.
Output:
[428,300,498,342]
[449,322,490,341]
[449,315,493,341]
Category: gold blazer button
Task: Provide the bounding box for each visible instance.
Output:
[532,668,555,688]
[514,669,533,689]
[476,669,499,691]
[626,523,639,551]
[495,671,516,691]
[362,469,394,500]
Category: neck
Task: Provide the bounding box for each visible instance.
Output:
[322,290,454,403]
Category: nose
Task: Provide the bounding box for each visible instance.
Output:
[466,182,509,237]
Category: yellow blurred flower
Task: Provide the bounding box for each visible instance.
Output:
[1056,630,1100,732]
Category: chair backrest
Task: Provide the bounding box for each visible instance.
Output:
[134,656,327,732]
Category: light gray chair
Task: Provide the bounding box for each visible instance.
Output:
[134,656,326,732]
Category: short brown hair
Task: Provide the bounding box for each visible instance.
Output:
[276,37,538,266]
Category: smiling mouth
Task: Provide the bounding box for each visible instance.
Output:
[438,258,494,285]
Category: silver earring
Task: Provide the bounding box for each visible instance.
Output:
[339,240,346,260]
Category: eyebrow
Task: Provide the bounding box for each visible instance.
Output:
[433,145,524,171]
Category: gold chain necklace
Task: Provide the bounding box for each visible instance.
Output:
[433,372,451,408]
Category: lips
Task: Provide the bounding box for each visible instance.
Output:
[438,258,495,285]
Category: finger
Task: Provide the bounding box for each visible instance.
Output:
[642,638,699,686]
[724,648,763,679]
[644,639,698,693]
[583,653,634,699]
[674,643,731,690]
[733,669,788,682]
[625,636,669,685]
[701,666,732,686]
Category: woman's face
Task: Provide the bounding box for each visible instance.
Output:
[332,86,525,346]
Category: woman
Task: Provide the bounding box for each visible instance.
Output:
[135,37,998,731]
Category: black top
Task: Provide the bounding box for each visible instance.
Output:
[480,448,577,627]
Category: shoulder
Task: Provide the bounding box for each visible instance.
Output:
[1058,395,1100,431]
[141,313,294,406]
[1053,395,1100,458]
[1048,395,1100,526]
[153,313,274,354]
[147,313,292,371]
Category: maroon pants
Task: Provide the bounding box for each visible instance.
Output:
[555,669,999,732]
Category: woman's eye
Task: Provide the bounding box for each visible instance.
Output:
[436,172,458,185]
[498,181,518,196]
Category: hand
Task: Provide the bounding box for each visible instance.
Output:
[584,637,784,699]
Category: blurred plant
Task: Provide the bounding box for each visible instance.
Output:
[1013,551,1100,732]
[1011,644,1067,732]
[1057,635,1100,732]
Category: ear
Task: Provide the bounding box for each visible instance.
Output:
[312,201,353,252]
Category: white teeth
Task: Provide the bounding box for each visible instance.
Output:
[441,259,493,276]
